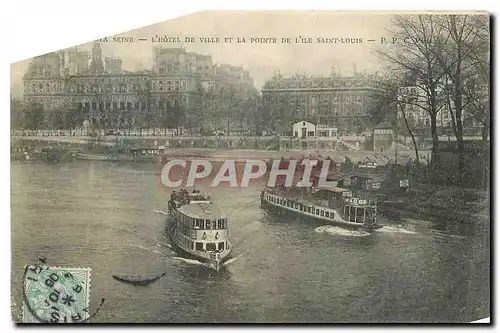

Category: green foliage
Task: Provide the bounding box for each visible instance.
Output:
[10,97,23,129]
[23,102,45,130]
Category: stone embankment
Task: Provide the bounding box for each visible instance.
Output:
[379,184,489,225]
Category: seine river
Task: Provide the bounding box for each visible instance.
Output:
[11,161,489,323]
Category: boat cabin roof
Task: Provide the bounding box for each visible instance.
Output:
[129,147,159,151]
[313,186,351,194]
[177,203,226,219]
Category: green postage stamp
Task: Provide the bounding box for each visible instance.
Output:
[22,264,91,323]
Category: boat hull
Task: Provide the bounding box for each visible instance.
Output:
[260,195,382,231]
[166,217,232,271]
[76,153,120,161]
[76,153,159,162]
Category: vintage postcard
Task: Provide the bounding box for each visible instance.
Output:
[10,11,490,323]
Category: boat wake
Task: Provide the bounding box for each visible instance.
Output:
[242,220,264,232]
[132,244,162,255]
[223,251,248,267]
[431,230,467,240]
[153,209,168,215]
[315,225,371,237]
[374,225,417,235]
[156,242,173,250]
[403,218,434,226]
[173,256,208,267]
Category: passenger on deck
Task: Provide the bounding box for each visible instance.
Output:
[180,189,190,205]
[169,191,178,209]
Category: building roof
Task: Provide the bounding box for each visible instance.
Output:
[293,120,315,127]
[314,170,388,183]
[313,186,350,193]
[177,203,226,219]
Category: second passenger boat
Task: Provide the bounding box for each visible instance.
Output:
[260,185,382,231]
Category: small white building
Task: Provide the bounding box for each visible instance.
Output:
[316,124,338,137]
[292,121,316,139]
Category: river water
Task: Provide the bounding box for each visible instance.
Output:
[10,161,490,323]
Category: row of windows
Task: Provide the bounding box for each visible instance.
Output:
[157,64,212,74]
[31,81,188,94]
[266,195,335,219]
[194,241,225,252]
[77,100,181,111]
[310,107,363,116]
[78,101,145,111]
[173,210,228,230]
[267,194,369,224]
[28,98,65,108]
[265,79,379,90]
[343,205,369,224]
[29,82,63,93]
[157,81,181,91]
[193,218,227,230]
[176,234,227,252]
[79,77,149,84]
[275,107,363,118]
[266,94,367,104]
[29,68,53,77]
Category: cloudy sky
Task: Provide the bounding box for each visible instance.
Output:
[10,11,396,98]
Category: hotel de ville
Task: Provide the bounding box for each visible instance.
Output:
[22,41,256,132]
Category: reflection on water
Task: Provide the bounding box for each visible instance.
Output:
[11,161,490,323]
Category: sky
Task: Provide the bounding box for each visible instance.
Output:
[10,11,396,98]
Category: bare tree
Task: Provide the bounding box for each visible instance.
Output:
[367,74,421,167]
[433,14,490,176]
[375,14,449,168]
[136,79,152,135]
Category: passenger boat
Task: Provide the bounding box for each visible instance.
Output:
[167,189,232,271]
[76,152,121,161]
[260,186,382,231]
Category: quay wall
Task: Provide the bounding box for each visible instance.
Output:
[11,135,377,152]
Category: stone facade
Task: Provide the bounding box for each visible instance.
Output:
[261,70,383,135]
[22,43,255,130]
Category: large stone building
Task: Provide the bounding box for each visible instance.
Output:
[261,69,383,136]
[22,42,256,131]
[397,84,484,138]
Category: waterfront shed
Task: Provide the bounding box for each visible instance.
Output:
[292,121,316,139]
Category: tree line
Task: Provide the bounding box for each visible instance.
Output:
[14,83,263,136]
[371,14,490,180]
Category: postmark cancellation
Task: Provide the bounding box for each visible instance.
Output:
[22,264,91,323]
